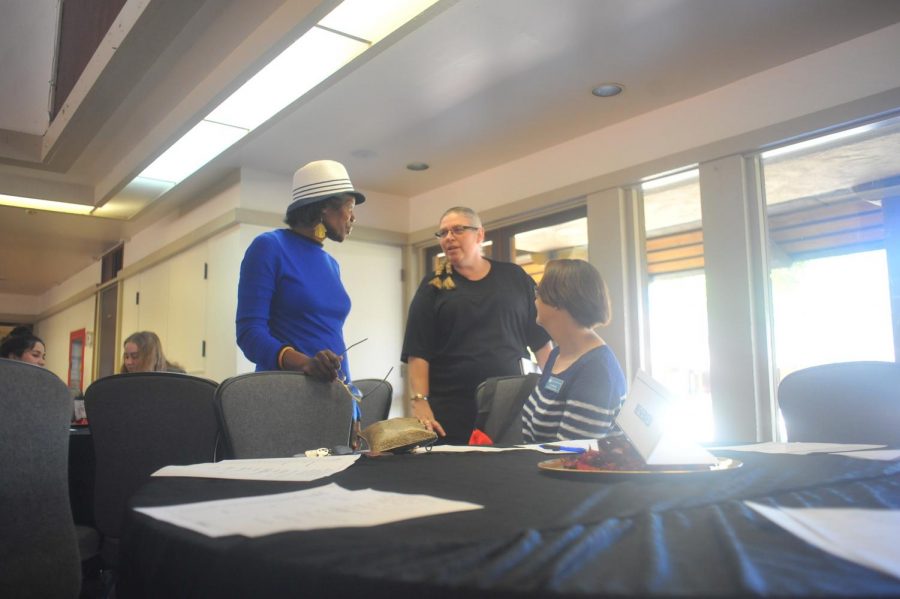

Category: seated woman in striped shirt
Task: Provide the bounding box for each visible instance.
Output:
[522,259,626,442]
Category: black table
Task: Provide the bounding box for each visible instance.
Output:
[118,448,900,598]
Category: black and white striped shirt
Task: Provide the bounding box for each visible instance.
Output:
[522,345,626,443]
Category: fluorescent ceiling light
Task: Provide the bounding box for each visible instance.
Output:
[128,0,438,193]
[320,0,438,44]
[139,120,248,183]
[0,194,94,215]
[207,28,368,131]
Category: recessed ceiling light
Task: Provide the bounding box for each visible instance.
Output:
[407,162,429,171]
[591,83,623,97]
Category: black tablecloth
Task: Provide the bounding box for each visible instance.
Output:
[118,449,900,598]
[68,427,95,526]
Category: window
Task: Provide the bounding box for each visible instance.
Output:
[641,168,713,441]
[761,114,899,386]
[511,214,587,284]
[423,207,586,284]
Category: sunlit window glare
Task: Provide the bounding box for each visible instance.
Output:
[761,122,878,160]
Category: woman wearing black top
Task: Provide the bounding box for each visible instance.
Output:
[402,207,551,443]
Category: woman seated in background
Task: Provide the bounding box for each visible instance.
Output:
[120,331,185,374]
[522,259,627,443]
[0,326,46,367]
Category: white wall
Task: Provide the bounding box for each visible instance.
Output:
[34,295,96,393]
[125,179,241,267]
[326,237,405,417]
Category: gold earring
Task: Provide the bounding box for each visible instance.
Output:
[313,222,327,241]
[441,259,455,289]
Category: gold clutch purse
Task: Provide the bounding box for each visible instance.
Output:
[359,417,438,453]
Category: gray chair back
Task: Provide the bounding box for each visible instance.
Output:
[0,359,81,599]
[84,372,219,559]
[354,378,393,429]
[474,373,540,445]
[215,371,355,458]
[778,361,900,444]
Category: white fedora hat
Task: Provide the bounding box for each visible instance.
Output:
[287,160,365,215]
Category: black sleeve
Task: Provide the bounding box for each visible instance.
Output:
[401,277,437,363]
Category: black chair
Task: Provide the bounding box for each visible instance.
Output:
[215,371,355,458]
[778,361,900,445]
[354,378,393,430]
[0,359,81,599]
[84,372,219,573]
[473,373,540,445]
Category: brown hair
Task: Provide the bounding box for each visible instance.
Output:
[536,259,611,328]
[120,331,183,373]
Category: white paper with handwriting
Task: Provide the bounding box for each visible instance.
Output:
[134,483,483,537]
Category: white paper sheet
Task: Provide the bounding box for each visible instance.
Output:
[746,501,900,581]
[134,483,483,537]
[832,449,900,461]
[152,455,360,481]
[410,439,600,454]
[411,444,529,454]
[711,442,885,455]
[518,439,600,454]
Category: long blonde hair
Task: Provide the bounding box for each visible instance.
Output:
[120,331,182,373]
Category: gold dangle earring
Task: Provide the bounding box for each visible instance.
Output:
[442,260,455,289]
[313,220,327,242]
[429,259,443,289]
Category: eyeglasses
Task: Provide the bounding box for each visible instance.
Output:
[337,338,367,402]
[434,225,479,239]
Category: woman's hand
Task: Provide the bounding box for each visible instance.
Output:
[283,348,342,381]
[411,399,446,437]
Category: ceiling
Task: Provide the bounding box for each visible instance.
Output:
[3,0,900,298]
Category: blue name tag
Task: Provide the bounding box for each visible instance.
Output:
[545,376,564,393]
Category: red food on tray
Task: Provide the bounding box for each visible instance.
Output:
[560,435,709,472]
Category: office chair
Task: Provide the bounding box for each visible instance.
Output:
[0,358,81,599]
[215,371,355,458]
[778,361,900,445]
[84,372,219,574]
[473,373,540,445]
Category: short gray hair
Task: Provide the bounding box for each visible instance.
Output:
[440,206,482,228]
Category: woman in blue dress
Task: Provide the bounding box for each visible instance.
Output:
[236,160,364,382]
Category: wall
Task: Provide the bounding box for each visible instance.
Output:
[327,237,405,417]
[34,295,96,393]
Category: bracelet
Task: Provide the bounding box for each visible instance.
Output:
[410,393,429,403]
[277,346,294,370]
